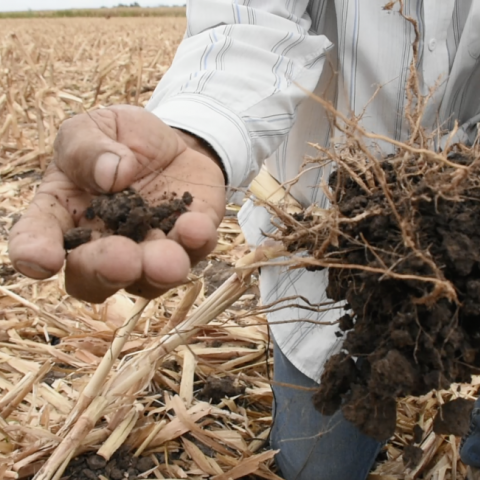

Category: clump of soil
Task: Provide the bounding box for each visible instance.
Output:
[59,447,160,480]
[64,227,93,250]
[403,445,423,469]
[64,189,193,249]
[279,150,480,441]
[199,376,245,403]
[0,263,17,284]
[433,398,474,437]
[193,260,234,296]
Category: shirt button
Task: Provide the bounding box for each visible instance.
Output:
[428,38,436,51]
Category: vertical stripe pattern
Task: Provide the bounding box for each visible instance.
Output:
[148,0,480,381]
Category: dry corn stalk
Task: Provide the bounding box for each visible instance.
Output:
[105,270,255,396]
[30,164,290,480]
[32,247,281,480]
[34,397,109,480]
[250,167,302,215]
[0,361,52,419]
[96,403,142,460]
[32,273,247,479]
[60,297,150,433]
[250,166,328,218]
[158,276,202,336]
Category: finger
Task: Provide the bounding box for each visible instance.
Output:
[143,229,167,242]
[167,212,218,266]
[65,236,143,303]
[126,239,191,299]
[54,112,138,194]
[54,106,185,195]
[9,192,73,279]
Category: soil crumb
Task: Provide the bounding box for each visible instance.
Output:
[403,445,423,469]
[433,398,474,437]
[413,424,424,444]
[64,189,193,249]
[202,260,234,295]
[63,227,92,250]
[0,264,17,284]
[199,376,245,403]
[51,447,159,480]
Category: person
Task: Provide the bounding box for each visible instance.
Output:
[8,1,480,479]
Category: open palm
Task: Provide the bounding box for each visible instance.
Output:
[8,105,226,303]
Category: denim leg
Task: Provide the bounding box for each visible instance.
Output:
[461,397,480,468]
[271,342,382,480]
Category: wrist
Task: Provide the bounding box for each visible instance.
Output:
[174,128,228,184]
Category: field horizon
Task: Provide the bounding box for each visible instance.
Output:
[0,6,186,19]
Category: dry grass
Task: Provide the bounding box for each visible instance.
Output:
[0,15,477,480]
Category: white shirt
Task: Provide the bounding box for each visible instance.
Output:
[147,0,480,381]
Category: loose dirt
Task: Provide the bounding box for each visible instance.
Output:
[60,447,161,480]
[63,227,92,250]
[64,189,193,249]
[199,376,246,403]
[59,447,260,480]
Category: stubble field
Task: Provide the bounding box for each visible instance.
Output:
[0,15,477,480]
[0,16,277,480]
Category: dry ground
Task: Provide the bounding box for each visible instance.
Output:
[0,16,477,480]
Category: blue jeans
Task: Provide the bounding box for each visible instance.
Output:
[271,342,383,480]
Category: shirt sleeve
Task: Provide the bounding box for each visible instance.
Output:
[145,1,332,189]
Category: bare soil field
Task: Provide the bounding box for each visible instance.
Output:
[0,16,477,480]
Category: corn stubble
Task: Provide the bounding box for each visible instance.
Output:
[0,17,277,480]
[0,13,478,480]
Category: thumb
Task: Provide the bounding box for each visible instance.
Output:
[54,111,138,194]
[53,106,185,194]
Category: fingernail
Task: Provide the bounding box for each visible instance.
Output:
[15,261,53,279]
[145,275,180,290]
[96,273,130,290]
[94,153,121,192]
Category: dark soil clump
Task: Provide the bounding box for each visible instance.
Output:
[55,446,275,480]
[64,189,193,249]
[201,260,234,295]
[55,447,159,480]
[403,445,423,469]
[0,263,17,284]
[64,227,92,250]
[199,376,245,403]
[433,398,474,437]
[280,151,480,441]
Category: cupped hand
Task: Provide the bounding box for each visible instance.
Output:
[8,105,226,302]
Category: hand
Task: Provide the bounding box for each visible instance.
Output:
[8,105,226,302]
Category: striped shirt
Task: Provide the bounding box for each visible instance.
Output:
[147,0,480,381]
